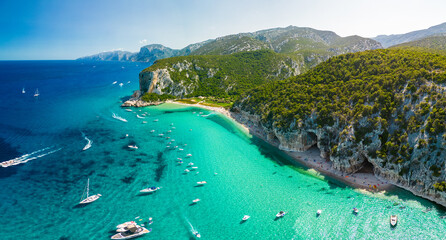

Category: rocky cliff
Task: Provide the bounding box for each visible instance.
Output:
[138,50,304,98]
[233,49,446,206]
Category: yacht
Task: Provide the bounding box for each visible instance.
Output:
[22,88,25,94]
[242,215,250,221]
[119,83,123,87]
[79,178,102,204]
[112,81,117,84]
[192,199,200,203]
[390,215,398,227]
[186,154,192,157]
[34,89,40,97]
[197,181,207,185]
[317,210,322,216]
[188,162,194,166]
[111,225,151,239]
[184,169,190,173]
[125,109,132,112]
[276,211,286,218]
[128,145,138,149]
[140,187,160,193]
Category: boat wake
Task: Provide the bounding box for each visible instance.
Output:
[184,217,200,237]
[112,112,128,122]
[0,146,62,168]
[81,132,92,151]
[136,114,145,119]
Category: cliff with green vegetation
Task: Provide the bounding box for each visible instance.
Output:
[138,50,304,99]
[233,49,446,206]
[391,35,446,56]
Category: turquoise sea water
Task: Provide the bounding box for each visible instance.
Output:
[0,61,445,239]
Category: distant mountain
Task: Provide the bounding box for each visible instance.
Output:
[78,26,381,66]
[77,50,135,61]
[391,35,446,55]
[373,22,446,48]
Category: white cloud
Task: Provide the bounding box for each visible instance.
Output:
[139,39,148,45]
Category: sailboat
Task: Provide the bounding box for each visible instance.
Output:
[33,89,39,97]
[79,178,101,204]
[22,88,25,94]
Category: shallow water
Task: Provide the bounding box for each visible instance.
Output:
[0,61,445,239]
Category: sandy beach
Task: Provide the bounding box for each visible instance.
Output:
[171,101,394,191]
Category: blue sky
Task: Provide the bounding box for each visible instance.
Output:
[1,0,445,60]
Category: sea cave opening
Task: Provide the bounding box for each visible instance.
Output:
[356,154,375,174]
[307,132,318,149]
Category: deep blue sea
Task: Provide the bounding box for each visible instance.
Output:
[0,61,445,240]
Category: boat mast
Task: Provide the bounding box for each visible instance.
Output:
[86,178,90,198]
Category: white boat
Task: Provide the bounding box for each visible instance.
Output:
[136,115,144,119]
[142,121,147,124]
[317,210,322,216]
[140,187,160,193]
[112,81,117,84]
[184,169,190,173]
[119,83,123,87]
[186,154,192,157]
[158,134,164,137]
[150,130,155,133]
[191,167,198,170]
[197,181,207,185]
[79,178,101,204]
[179,148,184,151]
[112,113,128,122]
[125,109,132,112]
[390,215,398,227]
[128,145,138,149]
[242,215,250,221]
[153,119,159,122]
[111,225,151,239]
[34,89,39,97]
[352,208,359,214]
[22,88,25,94]
[188,162,194,166]
[276,211,286,218]
[192,199,200,203]
[193,231,201,238]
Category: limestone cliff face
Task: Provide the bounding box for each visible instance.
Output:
[139,66,196,97]
[233,80,446,206]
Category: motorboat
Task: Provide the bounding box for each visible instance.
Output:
[179,148,184,151]
[153,119,159,122]
[112,113,128,122]
[192,199,200,203]
[34,89,40,97]
[150,130,155,133]
[193,231,201,238]
[184,169,190,172]
[79,178,102,204]
[125,109,132,112]
[83,136,92,151]
[352,208,359,214]
[191,167,198,170]
[197,181,207,185]
[390,215,398,227]
[142,121,147,124]
[128,145,138,149]
[140,187,160,193]
[276,211,286,218]
[119,83,123,87]
[186,154,192,157]
[188,162,194,166]
[22,88,25,94]
[111,225,151,239]
[158,134,164,137]
[317,210,322,216]
[112,81,117,84]
[242,215,250,221]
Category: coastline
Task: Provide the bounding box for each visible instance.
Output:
[165,101,394,192]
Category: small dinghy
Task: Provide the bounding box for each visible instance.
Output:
[276,211,286,218]
[193,231,201,238]
[140,187,160,193]
[390,215,398,227]
[242,215,250,221]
